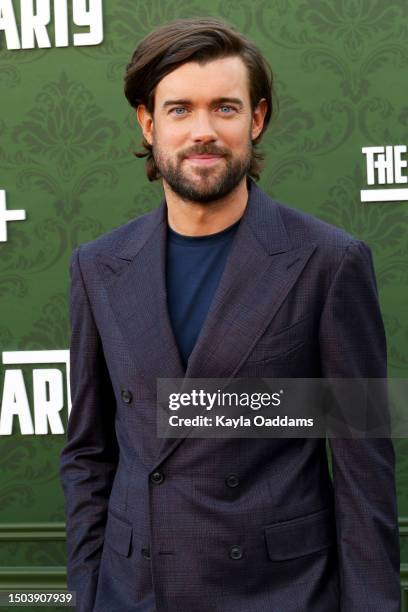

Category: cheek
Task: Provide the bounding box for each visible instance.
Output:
[221,124,251,149]
[154,121,188,148]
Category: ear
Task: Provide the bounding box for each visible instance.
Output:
[251,98,268,141]
[136,105,154,146]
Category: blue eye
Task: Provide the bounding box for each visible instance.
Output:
[171,107,187,115]
[219,106,234,113]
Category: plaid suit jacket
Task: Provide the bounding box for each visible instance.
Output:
[60,177,400,612]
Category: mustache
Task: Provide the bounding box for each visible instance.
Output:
[181,146,230,158]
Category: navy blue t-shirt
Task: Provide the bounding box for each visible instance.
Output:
[166,218,241,369]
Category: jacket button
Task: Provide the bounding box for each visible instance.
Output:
[225,474,240,488]
[229,545,243,560]
[121,389,132,403]
[150,471,165,485]
[141,547,151,559]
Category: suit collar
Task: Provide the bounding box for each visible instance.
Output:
[115,177,292,262]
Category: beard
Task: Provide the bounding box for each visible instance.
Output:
[152,138,253,204]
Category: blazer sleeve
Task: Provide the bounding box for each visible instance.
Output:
[59,246,119,612]
[318,239,401,612]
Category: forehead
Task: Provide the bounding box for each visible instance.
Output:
[154,56,250,105]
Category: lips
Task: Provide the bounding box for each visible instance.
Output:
[186,155,222,159]
[185,154,224,166]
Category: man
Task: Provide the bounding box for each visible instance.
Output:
[60,17,401,612]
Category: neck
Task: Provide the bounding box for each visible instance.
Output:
[163,177,249,237]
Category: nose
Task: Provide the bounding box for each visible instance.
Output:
[190,110,217,143]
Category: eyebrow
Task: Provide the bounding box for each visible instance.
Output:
[162,97,244,109]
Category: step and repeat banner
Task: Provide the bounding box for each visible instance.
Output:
[1,0,408,596]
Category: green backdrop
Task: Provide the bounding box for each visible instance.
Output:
[1,0,408,607]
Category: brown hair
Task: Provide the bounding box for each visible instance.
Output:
[124,17,275,181]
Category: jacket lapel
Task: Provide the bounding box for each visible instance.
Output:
[185,184,314,380]
[97,201,186,399]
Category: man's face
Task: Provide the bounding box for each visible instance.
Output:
[138,56,266,203]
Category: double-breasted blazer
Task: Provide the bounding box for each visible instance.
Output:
[60,177,400,612]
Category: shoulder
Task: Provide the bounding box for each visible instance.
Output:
[72,205,161,264]
[251,180,363,259]
[276,199,358,250]
[269,198,370,274]
[251,182,373,279]
[283,199,373,270]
